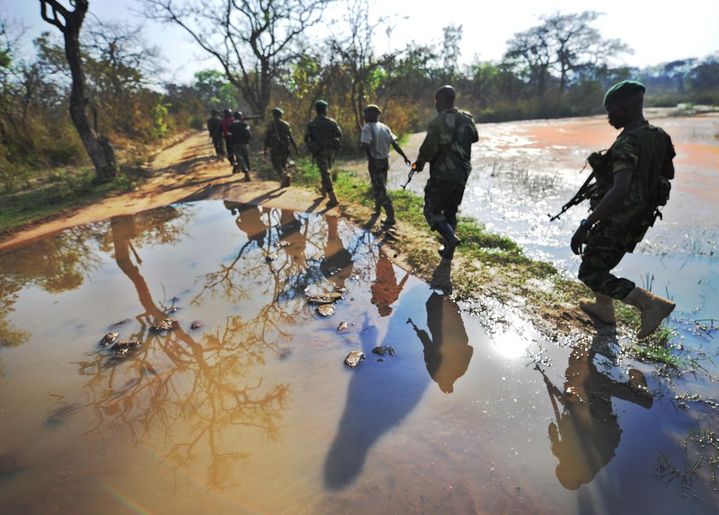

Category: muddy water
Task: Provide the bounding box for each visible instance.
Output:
[0,201,717,513]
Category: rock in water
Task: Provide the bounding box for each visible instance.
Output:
[110,340,140,351]
[317,304,335,317]
[150,319,176,333]
[190,320,203,330]
[100,332,119,347]
[337,321,348,332]
[344,351,365,368]
[372,345,397,356]
[307,292,343,305]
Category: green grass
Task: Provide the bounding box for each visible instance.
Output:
[0,167,139,235]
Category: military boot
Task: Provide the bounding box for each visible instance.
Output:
[244,171,251,182]
[436,221,460,259]
[579,293,616,324]
[622,287,676,339]
[327,190,339,208]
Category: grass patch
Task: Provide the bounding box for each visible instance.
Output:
[0,165,141,236]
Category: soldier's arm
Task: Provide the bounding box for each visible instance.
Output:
[289,128,299,154]
[334,122,343,139]
[391,140,411,165]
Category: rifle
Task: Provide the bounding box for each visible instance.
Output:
[401,163,418,190]
[547,151,607,222]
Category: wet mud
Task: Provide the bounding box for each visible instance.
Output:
[0,199,717,513]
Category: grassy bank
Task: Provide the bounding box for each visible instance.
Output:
[287,157,678,361]
[0,167,139,236]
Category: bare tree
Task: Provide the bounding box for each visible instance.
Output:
[542,11,629,92]
[504,25,553,102]
[39,0,117,181]
[142,0,332,118]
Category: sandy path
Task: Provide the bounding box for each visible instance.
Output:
[0,133,338,252]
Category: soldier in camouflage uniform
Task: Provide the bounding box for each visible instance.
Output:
[264,107,298,188]
[305,100,342,207]
[413,85,479,260]
[571,80,676,339]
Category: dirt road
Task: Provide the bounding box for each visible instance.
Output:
[0,133,338,252]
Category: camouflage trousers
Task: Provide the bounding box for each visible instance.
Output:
[368,157,392,210]
[313,150,335,194]
[270,146,290,180]
[423,177,465,229]
[578,219,650,300]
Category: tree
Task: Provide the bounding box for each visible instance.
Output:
[504,24,553,102]
[542,11,629,92]
[440,24,462,83]
[39,0,117,181]
[142,0,332,118]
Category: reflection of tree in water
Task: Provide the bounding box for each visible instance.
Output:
[537,340,653,490]
[77,210,288,491]
[0,226,104,348]
[408,293,473,394]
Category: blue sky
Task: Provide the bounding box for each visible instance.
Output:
[6,0,719,84]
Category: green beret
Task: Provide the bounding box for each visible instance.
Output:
[272,107,283,115]
[604,80,646,106]
[315,100,329,110]
[364,104,381,114]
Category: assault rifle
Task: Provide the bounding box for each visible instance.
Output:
[548,151,606,222]
[402,162,418,190]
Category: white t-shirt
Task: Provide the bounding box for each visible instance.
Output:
[360,121,396,159]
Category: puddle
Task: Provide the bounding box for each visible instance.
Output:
[0,200,718,513]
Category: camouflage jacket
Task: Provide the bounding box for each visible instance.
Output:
[593,121,675,224]
[305,115,342,154]
[264,119,295,150]
[417,108,479,185]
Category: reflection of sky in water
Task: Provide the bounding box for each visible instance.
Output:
[389,114,719,378]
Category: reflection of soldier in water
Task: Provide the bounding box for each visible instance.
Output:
[538,346,652,490]
[371,253,409,317]
[408,293,473,394]
[224,201,267,250]
[277,209,307,268]
[321,216,354,290]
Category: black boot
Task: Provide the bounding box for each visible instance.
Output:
[436,220,460,259]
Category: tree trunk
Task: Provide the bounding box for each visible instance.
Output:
[63,6,117,181]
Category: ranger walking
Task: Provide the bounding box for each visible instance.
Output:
[412,85,479,259]
[229,111,252,181]
[305,100,342,207]
[264,107,298,188]
[360,104,412,226]
[570,80,676,338]
[206,109,224,160]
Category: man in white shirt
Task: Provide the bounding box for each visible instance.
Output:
[360,104,411,226]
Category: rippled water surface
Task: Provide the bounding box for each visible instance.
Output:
[0,128,718,513]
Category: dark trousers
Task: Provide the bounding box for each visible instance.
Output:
[578,220,645,299]
[270,146,290,178]
[368,157,392,210]
[314,150,335,194]
[224,136,234,165]
[423,177,465,229]
[211,134,225,157]
[233,143,250,172]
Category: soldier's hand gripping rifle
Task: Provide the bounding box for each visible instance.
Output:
[402,162,419,190]
[548,151,606,222]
